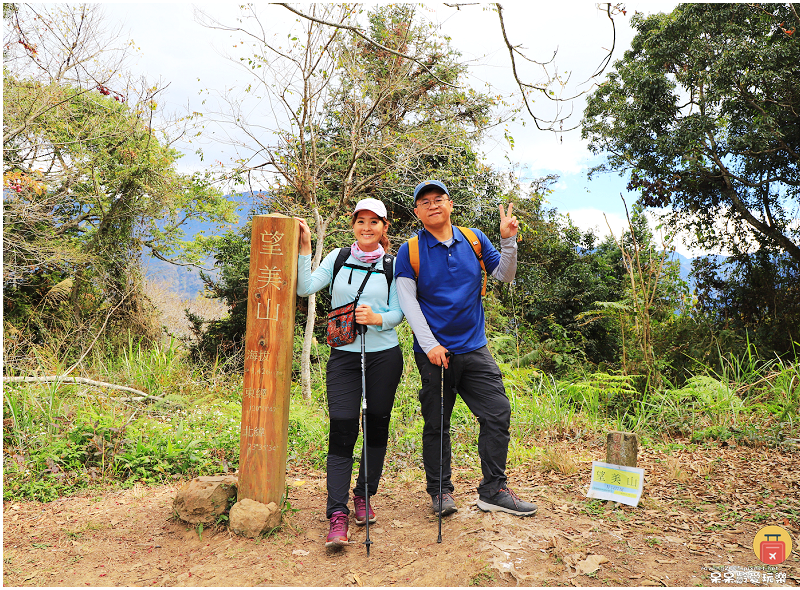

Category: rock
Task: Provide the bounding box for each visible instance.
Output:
[229,498,280,538]
[173,475,237,525]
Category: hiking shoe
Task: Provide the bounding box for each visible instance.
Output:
[325,511,349,547]
[431,492,458,516]
[477,486,538,516]
[353,495,376,525]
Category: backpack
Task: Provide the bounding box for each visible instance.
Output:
[331,248,395,304]
[407,227,487,296]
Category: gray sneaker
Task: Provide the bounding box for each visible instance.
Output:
[431,492,458,516]
[476,486,537,516]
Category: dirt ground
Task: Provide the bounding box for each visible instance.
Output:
[3,439,799,587]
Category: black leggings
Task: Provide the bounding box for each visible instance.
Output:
[325,345,403,518]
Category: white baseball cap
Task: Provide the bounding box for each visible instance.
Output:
[353,198,387,219]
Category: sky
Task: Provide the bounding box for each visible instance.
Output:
[99,2,702,255]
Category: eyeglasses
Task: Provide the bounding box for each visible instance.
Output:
[416,196,449,209]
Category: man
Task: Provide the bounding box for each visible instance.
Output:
[395,179,537,517]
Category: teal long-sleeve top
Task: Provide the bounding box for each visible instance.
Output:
[296,251,404,353]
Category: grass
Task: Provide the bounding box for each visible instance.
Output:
[664,457,691,482]
[469,567,496,586]
[539,447,578,475]
[3,328,798,503]
[2,340,326,501]
[581,499,606,517]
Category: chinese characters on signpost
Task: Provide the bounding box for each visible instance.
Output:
[238,215,298,506]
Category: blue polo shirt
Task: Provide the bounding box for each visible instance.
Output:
[395,227,501,354]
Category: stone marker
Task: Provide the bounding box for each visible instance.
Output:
[173,475,238,524]
[229,498,281,538]
[238,214,299,507]
[606,430,639,467]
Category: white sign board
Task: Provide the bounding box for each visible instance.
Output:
[586,461,644,507]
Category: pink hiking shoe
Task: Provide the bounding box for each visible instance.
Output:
[353,495,376,525]
[325,511,349,547]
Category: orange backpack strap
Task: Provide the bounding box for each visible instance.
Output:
[457,227,487,296]
[408,235,420,281]
[407,229,486,296]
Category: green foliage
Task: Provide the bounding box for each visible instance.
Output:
[563,373,641,418]
[3,4,236,368]
[583,3,800,264]
[672,376,744,426]
[3,331,797,503]
[691,252,800,359]
[583,2,800,366]
[469,568,496,586]
[191,6,496,369]
[455,172,628,375]
[4,5,799,508]
[643,342,799,444]
[187,224,253,368]
[582,499,606,517]
[3,340,239,501]
[286,396,329,470]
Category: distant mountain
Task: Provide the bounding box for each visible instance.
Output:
[143,193,726,298]
[668,251,728,290]
[142,191,260,298]
[671,251,694,285]
[143,256,212,298]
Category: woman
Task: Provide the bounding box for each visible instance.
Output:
[296,198,404,548]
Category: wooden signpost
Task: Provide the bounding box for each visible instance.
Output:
[238,214,298,506]
[606,430,639,467]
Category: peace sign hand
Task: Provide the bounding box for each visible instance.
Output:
[499,203,519,239]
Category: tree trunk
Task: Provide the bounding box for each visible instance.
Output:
[300,209,327,401]
[300,292,316,400]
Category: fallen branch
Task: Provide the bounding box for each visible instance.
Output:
[3,376,152,399]
[52,390,164,404]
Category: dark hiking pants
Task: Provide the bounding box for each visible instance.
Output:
[414,346,511,499]
[325,346,403,518]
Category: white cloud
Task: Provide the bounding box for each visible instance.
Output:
[514,135,592,177]
[99,2,682,207]
[565,208,625,238]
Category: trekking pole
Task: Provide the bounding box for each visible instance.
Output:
[357,322,372,556]
[438,352,453,544]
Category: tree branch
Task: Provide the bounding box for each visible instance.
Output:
[2,376,155,400]
[496,2,618,132]
[705,133,800,262]
[62,287,131,377]
[276,3,458,88]
[147,248,215,272]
